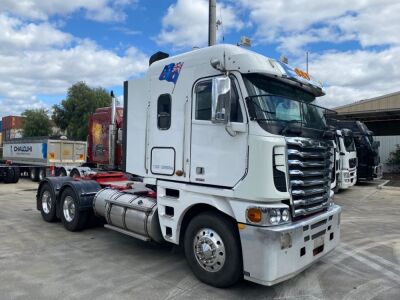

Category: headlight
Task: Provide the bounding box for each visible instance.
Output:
[281,208,290,222]
[269,209,281,225]
[246,206,291,226]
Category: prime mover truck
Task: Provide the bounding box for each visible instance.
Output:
[36,44,341,287]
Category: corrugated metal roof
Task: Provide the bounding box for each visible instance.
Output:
[334,90,400,114]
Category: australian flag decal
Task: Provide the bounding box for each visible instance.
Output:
[159,62,184,85]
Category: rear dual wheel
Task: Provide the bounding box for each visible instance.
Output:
[39,183,58,222]
[60,187,88,231]
[30,168,46,182]
[3,166,20,183]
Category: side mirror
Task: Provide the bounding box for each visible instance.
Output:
[211,77,231,123]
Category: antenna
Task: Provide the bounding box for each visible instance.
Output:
[306,51,309,74]
[218,7,224,42]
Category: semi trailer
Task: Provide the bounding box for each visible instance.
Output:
[1,138,87,182]
[37,44,341,287]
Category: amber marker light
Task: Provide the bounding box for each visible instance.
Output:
[247,207,262,223]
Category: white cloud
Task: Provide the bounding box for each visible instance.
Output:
[237,0,400,107]
[312,47,400,107]
[238,0,400,54]
[0,14,148,117]
[0,14,73,52]
[0,0,138,22]
[156,0,243,49]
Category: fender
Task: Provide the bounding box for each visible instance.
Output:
[57,180,102,217]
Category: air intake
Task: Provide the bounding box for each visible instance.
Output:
[149,51,169,66]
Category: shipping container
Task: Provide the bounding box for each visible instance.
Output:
[2,116,24,130]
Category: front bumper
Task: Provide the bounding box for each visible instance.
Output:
[339,169,357,189]
[239,204,341,286]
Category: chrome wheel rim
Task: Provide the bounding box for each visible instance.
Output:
[63,196,75,222]
[193,228,225,272]
[41,190,52,214]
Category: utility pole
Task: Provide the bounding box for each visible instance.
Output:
[208,0,217,46]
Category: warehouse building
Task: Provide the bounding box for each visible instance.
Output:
[334,91,400,172]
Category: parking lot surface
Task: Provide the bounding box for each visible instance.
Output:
[0,179,399,300]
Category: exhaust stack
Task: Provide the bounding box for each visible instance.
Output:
[109,91,117,169]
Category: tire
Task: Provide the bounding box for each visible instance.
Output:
[39,182,58,222]
[30,168,39,182]
[184,211,242,288]
[57,168,67,177]
[12,167,20,183]
[3,167,15,184]
[60,187,88,231]
[69,169,80,178]
[38,168,46,181]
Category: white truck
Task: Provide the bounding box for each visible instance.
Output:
[333,129,357,191]
[37,44,341,287]
[2,138,87,182]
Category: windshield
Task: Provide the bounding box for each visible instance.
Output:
[344,136,355,152]
[243,74,330,136]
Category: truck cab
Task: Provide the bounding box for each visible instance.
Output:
[124,45,341,286]
[336,129,357,190]
[336,120,382,181]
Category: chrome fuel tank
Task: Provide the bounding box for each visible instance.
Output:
[93,189,163,243]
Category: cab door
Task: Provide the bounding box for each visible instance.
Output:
[190,76,248,187]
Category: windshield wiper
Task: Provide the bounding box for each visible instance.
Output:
[245,96,275,121]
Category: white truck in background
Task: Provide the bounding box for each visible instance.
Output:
[331,129,357,192]
[37,44,341,287]
[1,138,87,182]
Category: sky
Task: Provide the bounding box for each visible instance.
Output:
[0,0,399,117]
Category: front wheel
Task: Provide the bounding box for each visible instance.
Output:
[60,187,88,231]
[184,211,242,288]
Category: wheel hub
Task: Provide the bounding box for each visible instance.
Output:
[193,228,225,272]
[63,196,75,222]
[41,191,51,214]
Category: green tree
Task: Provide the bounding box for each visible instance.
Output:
[21,109,52,137]
[387,144,400,165]
[52,82,111,140]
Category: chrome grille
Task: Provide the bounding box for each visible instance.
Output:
[286,137,332,218]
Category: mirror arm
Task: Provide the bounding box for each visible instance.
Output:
[225,122,237,137]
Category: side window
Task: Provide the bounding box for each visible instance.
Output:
[195,80,212,120]
[157,94,171,130]
[230,82,243,122]
[195,78,243,122]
